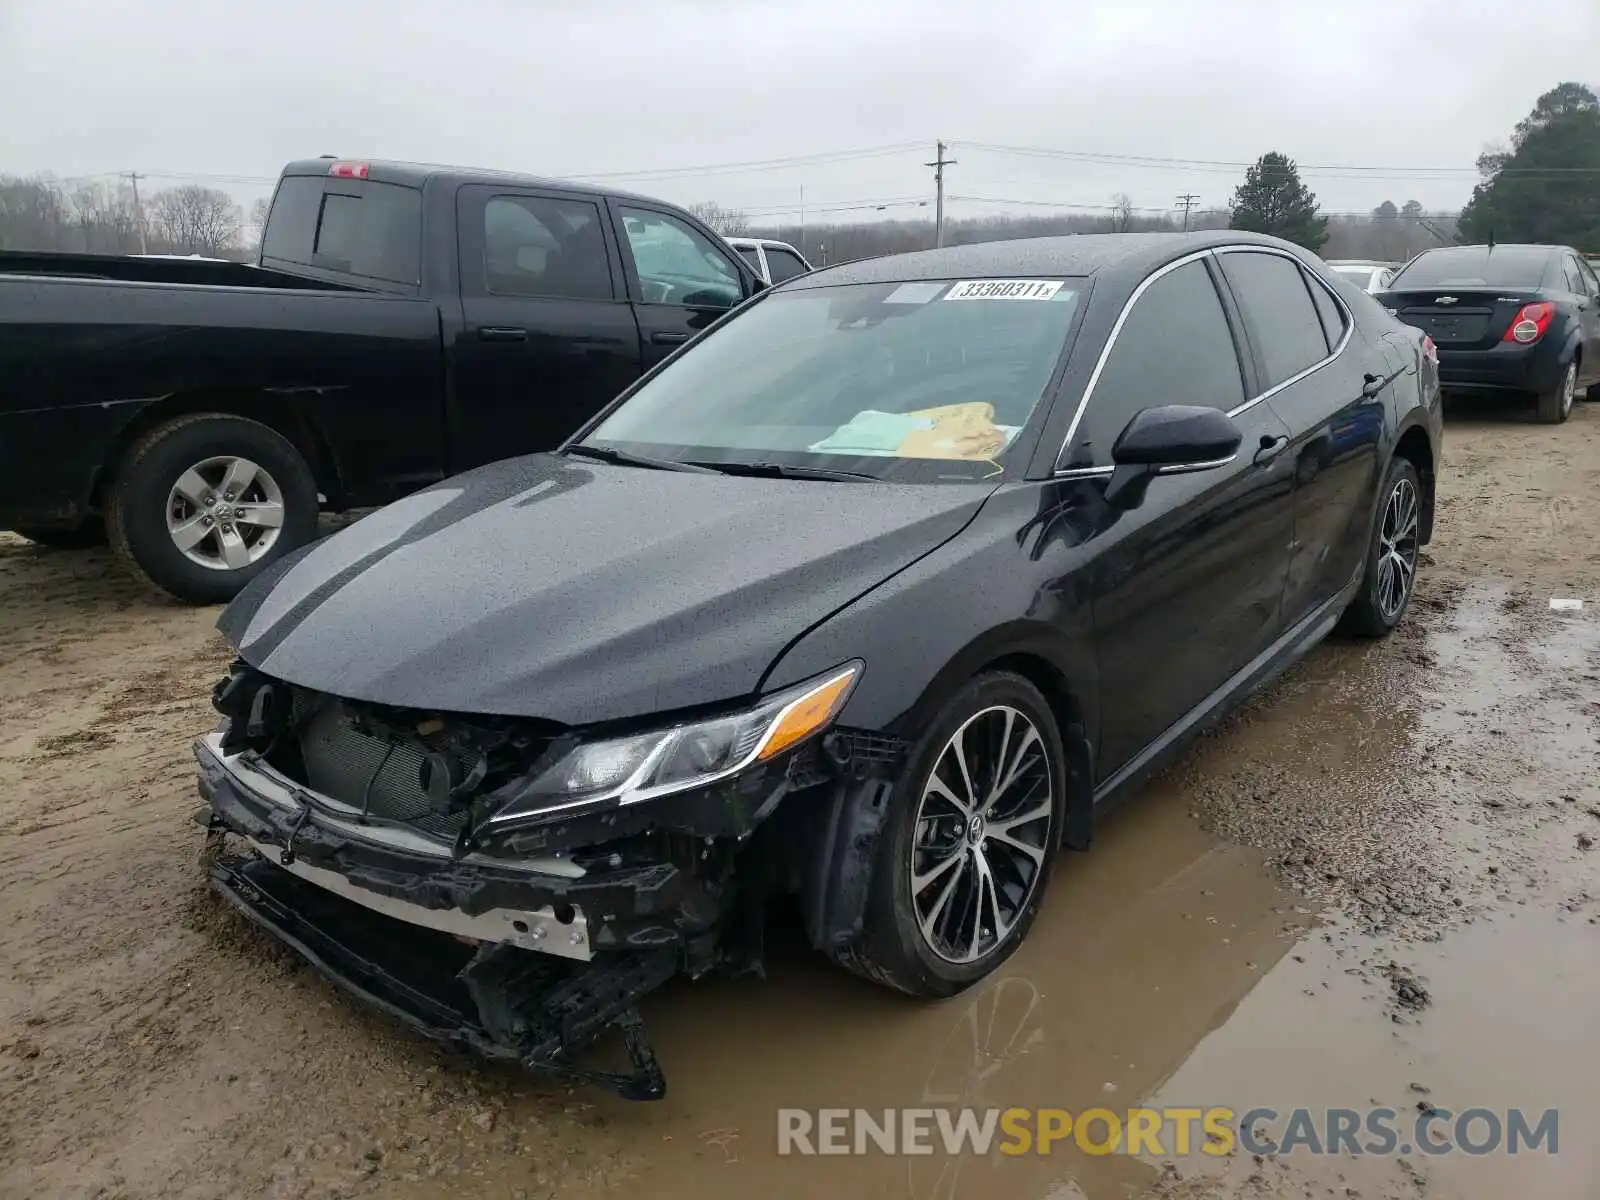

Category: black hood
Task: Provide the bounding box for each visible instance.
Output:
[219,453,993,725]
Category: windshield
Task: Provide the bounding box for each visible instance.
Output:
[1389,246,1551,289]
[581,278,1082,482]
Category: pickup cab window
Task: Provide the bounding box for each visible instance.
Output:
[483,196,612,301]
[617,207,742,310]
[262,175,422,286]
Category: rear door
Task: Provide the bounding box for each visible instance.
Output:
[608,203,754,368]
[451,185,644,471]
[1217,248,1386,624]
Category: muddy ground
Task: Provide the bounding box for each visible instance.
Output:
[2,398,1597,1200]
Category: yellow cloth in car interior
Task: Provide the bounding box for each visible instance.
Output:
[897,402,1008,460]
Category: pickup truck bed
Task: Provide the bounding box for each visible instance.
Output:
[0,158,764,602]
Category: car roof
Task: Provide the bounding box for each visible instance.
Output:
[782,230,1315,291]
[278,157,674,207]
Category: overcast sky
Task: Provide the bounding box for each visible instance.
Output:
[2,0,1596,226]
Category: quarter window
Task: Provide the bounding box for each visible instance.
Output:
[1306,270,1349,354]
[1220,251,1332,389]
[618,207,743,309]
[482,195,612,301]
[1068,259,1245,467]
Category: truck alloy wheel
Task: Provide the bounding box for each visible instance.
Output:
[165,455,287,571]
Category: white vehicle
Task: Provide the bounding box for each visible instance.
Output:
[1326,260,1401,293]
[724,236,812,285]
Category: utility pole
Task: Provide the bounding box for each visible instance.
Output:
[926,141,955,248]
[1176,193,1200,233]
[125,171,149,254]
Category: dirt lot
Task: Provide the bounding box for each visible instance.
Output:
[3,399,1598,1200]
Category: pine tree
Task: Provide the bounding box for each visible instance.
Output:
[1458,83,1600,248]
[1228,153,1329,252]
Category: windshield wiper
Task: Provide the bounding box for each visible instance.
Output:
[564,444,718,474]
[686,460,880,482]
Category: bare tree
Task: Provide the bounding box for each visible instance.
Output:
[0,175,72,250]
[150,184,241,254]
[243,197,271,251]
[1109,193,1135,233]
[687,201,752,237]
[70,180,142,254]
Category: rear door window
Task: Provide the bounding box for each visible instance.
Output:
[1561,256,1588,297]
[481,195,613,301]
[1068,258,1245,467]
[764,246,811,283]
[1219,251,1332,389]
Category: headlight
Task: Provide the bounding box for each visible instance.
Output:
[483,663,861,827]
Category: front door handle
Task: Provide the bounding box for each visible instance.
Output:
[651,330,690,346]
[478,327,527,342]
[1253,434,1289,464]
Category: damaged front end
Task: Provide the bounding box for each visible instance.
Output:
[195,658,886,1099]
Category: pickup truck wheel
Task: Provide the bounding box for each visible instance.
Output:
[835,673,1064,998]
[107,415,319,604]
[12,522,107,550]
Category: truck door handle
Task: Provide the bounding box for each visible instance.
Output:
[651,331,690,346]
[478,327,527,342]
[1253,435,1289,464]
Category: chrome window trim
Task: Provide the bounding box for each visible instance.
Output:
[1155,452,1239,475]
[1051,248,1215,474]
[1052,244,1354,474]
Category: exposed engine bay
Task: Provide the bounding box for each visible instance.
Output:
[196,660,907,1099]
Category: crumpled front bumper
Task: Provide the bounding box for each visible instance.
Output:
[209,849,675,1098]
[193,733,711,1098]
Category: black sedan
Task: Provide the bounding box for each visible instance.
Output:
[1375,242,1600,423]
[193,231,1442,1099]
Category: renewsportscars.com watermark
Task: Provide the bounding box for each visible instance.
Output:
[777,1106,1560,1158]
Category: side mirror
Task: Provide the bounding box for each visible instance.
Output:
[1103,405,1243,510]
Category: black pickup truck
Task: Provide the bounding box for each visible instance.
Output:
[0,158,764,601]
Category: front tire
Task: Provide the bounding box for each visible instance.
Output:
[106,414,320,605]
[835,673,1065,997]
[1341,456,1422,637]
[1535,361,1576,425]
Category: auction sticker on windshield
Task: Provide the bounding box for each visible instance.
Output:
[944,279,1065,301]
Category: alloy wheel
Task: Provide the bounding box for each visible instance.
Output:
[1375,475,1420,621]
[164,455,286,571]
[910,705,1054,965]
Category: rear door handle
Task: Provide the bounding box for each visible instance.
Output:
[1254,435,1289,464]
[651,331,690,346]
[478,327,527,342]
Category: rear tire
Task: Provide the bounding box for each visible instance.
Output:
[1535,361,1576,424]
[832,672,1065,998]
[106,414,320,605]
[12,522,107,550]
[1341,457,1422,638]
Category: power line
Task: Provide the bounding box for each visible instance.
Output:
[564,142,924,182]
[955,141,1600,177]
